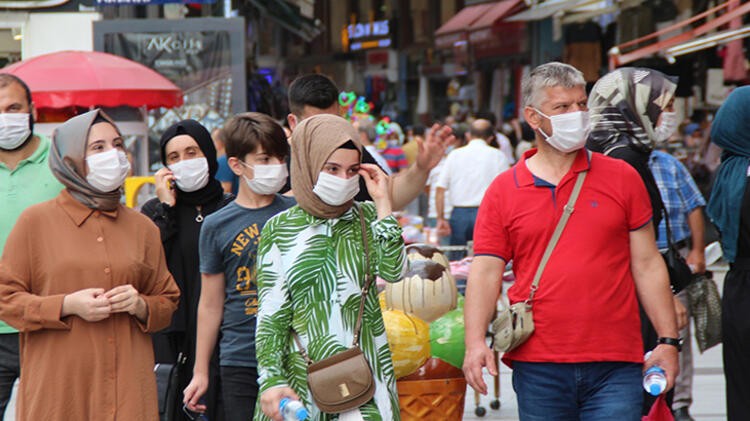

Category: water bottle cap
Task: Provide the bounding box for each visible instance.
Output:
[649,384,662,396]
[296,407,309,420]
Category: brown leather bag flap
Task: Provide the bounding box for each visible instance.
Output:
[307,347,374,408]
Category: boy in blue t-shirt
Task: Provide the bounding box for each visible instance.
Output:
[183,113,295,420]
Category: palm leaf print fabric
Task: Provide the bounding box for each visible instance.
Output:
[255,202,406,420]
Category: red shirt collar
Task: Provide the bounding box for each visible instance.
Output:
[514,148,592,187]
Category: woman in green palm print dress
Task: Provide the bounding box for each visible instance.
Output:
[256,114,406,421]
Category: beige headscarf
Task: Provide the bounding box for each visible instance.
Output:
[290,114,362,219]
[48,109,122,211]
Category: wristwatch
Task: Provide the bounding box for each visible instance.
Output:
[657,337,682,352]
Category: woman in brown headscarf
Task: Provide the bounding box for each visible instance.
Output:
[0,109,180,421]
[255,114,406,421]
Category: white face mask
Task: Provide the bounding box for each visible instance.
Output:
[313,172,360,206]
[169,157,209,192]
[242,162,288,195]
[654,111,678,142]
[86,148,130,192]
[0,113,31,150]
[534,109,591,153]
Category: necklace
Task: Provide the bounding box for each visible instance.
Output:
[195,205,204,223]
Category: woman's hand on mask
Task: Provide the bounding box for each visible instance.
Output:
[154,167,177,207]
[359,163,392,219]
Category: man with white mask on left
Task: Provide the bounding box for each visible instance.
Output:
[0,73,63,418]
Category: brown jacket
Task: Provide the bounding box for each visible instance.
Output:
[0,190,179,421]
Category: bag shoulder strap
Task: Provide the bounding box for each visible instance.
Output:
[661,207,676,247]
[353,203,374,347]
[526,169,587,306]
[292,204,374,364]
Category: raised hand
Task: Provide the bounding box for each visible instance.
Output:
[154,167,177,207]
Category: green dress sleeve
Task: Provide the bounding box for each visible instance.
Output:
[255,217,294,393]
[362,202,406,283]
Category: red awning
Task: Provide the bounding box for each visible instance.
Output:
[468,0,526,57]
[435,3,495,49]
[0,50,184,110]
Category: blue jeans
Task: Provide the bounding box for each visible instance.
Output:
[448,207,478,260]
[512,361,643,421]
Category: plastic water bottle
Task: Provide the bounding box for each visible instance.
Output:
[643,365,667,396]
[280,397,309,421]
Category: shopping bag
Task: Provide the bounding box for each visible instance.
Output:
[642,395,674,421]
[686,272,722,353]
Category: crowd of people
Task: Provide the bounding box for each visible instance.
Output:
[0,58,745,421]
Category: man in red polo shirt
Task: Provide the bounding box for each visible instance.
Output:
[463,62,680,420]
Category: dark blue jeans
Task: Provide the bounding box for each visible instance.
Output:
[448,207,479,260]
[512,361,643,421]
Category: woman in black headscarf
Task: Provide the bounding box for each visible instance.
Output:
[141,119,232,421]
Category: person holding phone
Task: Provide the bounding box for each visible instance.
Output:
[141,120,233,420]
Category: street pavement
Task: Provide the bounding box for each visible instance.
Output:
[461,264,729,420]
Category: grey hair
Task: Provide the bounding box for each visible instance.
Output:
[522,62,586,109]
[356,118,377,141]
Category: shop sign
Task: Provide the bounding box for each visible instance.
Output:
[103,31,227,91]
[345,19,393,51]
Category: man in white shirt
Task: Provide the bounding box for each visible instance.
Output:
[436,118,510,258]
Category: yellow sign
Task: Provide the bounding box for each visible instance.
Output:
[124,176,155,208]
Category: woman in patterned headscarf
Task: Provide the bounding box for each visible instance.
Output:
[255,114,406,421]
[587,67,678,230]
[587,68,682,415]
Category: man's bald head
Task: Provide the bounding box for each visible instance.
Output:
[470,118,494,140]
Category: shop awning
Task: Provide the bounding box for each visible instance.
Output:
[608,0,750,69]
[505,0,603,22]
[435,3,495,49]
[468,0,527,57]
[469,0,525,42]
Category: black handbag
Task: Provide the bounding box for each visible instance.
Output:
[154,352,186,421]
[660,209,693,294]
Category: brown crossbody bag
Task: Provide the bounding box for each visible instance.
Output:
[291,204,376,413]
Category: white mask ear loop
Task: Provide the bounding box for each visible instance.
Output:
[532,108,552,139]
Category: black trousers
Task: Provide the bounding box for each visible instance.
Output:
[220,366,258,421]
[0,333,19,419]
[153,331,224,421]
[723,263,750,420]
